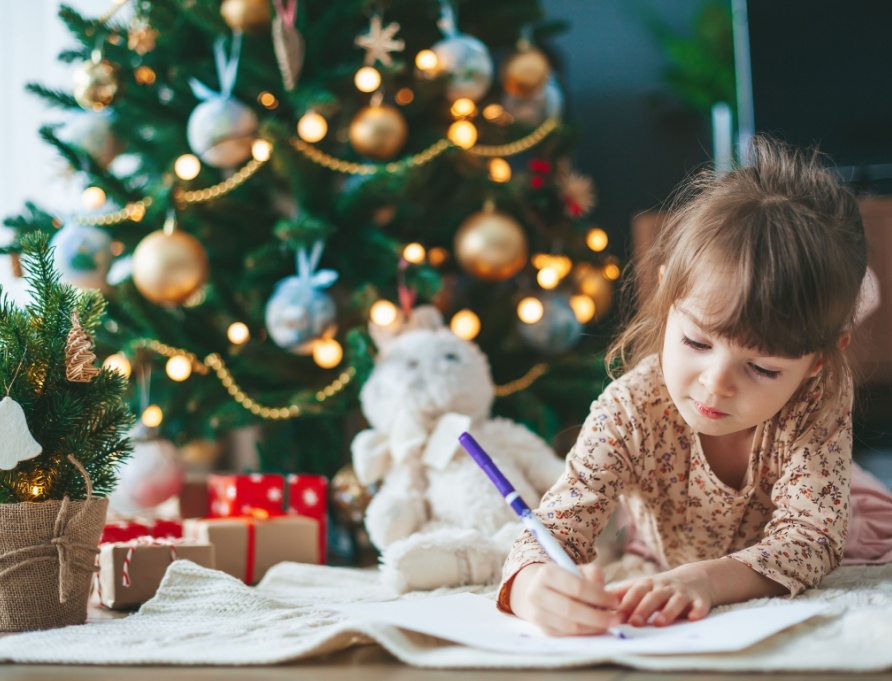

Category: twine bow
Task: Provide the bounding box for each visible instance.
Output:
[0,456,100,604]
[189,34,244,102]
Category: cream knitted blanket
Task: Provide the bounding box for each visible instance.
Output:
[0,561,890,671]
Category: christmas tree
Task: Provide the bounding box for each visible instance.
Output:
[4,0,617,477]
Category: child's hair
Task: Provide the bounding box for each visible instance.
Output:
[607,135,868,416]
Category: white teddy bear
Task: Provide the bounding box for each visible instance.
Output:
[351,306,565,592]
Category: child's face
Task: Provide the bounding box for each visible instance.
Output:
[661,287,820,439]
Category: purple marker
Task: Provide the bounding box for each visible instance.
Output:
[459,432,583,577]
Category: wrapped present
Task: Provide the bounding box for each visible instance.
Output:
[208,473,285,518]
[286,474,328,563]
[183,515,319,585]
[100,518,183,544]
[96,538,215,610]
[178,475,210,518]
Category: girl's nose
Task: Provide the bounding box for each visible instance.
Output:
[699,362,735,397]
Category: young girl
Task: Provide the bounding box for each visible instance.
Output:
[500,137,892,635]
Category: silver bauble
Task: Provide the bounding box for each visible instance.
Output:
[186,97,258,168]
[265,279,337,353]
[431,34,494,102]
[49,222,113,291]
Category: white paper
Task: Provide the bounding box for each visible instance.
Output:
[329,593,829,656]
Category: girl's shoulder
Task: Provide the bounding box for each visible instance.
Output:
[774,372,854,444]
[594,354,671,415]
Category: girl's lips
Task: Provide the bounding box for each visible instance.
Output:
[693,400,728,419]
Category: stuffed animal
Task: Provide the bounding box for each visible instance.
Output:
[351,306,565,592]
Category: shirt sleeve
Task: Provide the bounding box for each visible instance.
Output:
[497,382,642,612]
[727,378,853,596]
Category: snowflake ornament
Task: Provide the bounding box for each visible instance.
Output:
[355,15,405,67]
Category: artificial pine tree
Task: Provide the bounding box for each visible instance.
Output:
[4,0,616,478]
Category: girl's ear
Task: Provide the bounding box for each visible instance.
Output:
[838,332,852,351]
[808,355,824,378]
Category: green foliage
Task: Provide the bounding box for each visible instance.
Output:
[0,233,133,503]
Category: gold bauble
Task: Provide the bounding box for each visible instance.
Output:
[221,0,271,33]
[73,58,121,111]
[349,104,408,160]
[179,438,222,466]
[573,262,614,321]
[330,464,374,526]
[454,205,528,281]
[501,48,551,99]
[132,230,209,305]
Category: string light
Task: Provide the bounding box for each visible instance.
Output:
[312,338,343,368]
[370,300,398,326]
[251,139,272,162]
[174,154,201,180]
[428,247,448,266]
[395,88,414,105]
[450,309,480,340]
[297,111,328,143]
[569,294,596,323]
[604,263,621,280]
[31,485,43,497]
[354,66,381,93]
[415,49,437,71]
[165,354,192,382]
[103,353,132,378]
[402,243,426,263]
[586,227,608,252]
[134,65,156,85]
[517,297,544,324]
[141,404,163,428]
[227,322,250,345]
[81,186,106,210]
[537,267,560,290]
[488,158,511,183]
[258,91,278,109]
[482,104,505,121]
[447,120,477,149]
[450,98,476,118]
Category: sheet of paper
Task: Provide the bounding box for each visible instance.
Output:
[329,593,829,656]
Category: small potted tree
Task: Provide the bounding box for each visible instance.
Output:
[0,232,132,630]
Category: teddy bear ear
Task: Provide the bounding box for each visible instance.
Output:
[368,305,445,352]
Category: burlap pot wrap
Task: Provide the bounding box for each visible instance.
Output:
[0,496,108,631]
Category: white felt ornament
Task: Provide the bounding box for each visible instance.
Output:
[0,396,42,470]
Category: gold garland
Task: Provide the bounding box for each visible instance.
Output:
[74,197,152,227]
[493,363,549,398]
[174,158,266,205]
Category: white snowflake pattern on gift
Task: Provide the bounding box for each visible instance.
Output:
[225,484,237,499]
[267,487,283,503]
[301,488,319,508]
[250,474,264,482]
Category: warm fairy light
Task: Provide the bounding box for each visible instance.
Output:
[251,139,273,161]
[517,297,544,324]
[258,91,279,109]
[297,111,328,143]
[227,322,250,345]
[354,66,382,93]
[604,263,621,280]
[103,353,132,378]
[134,65,156,85]
[81,186,107,210]
[488,158,512,183]
[586,227,609,252]
[450,98,476,118]
[450,309,481,340]
[250,508,270,519]
[402,242,426,264]
[110,240,125,256]
[31,485,43,497]
[141,404,163,428]
[482,104,505,121]
[166,354,193,382]
[395,87,414,105]
[370,299,398,326]
[428,247,448,266]
[537,266,560,290]
[415,49,438,71]
[570,294,596,323]
[447,120,477,149]
[174,154,201,180]
[312,338,343,368]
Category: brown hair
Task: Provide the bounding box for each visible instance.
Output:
[607,136,868,417]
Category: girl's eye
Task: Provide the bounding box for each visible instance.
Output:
[749,363,780,379]
[681,336,709,351]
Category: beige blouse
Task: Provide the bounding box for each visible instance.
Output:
[500,354,852,609]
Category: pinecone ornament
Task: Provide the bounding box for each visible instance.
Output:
[65,313,101,383]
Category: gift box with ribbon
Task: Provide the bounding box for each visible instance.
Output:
[182,515,319,585]
[100,518,183,544]
[286,474,328,563]
[96,538,215,610]
[207,473,286,518]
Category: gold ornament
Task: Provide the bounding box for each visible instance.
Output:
[221,0,271,33]
[73,53,121,112]
[454,203,528,281]
[180,438,222,466]
[501,47,551,99]
[573,263,614,321]
[331,464,374,526]
[355,15,404,67]
[349,104,408,160]
[65,312,101,383]
[128,17,159,55]
[132,230,209,305]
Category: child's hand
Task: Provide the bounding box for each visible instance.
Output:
[611,569,713,627]
[509,562,622,636]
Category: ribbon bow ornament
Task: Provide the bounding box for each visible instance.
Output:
[189,34,244,103]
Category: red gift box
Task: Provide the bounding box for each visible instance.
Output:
[286,474,327,564]
[100,519,183,544]
[208,473,286,518]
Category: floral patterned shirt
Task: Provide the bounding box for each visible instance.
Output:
[500,354,852,609]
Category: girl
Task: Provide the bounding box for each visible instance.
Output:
[500,137,892,635]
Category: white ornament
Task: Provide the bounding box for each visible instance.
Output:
[49,222,113,291]
[108,436,184,514]
[0,396,43,470]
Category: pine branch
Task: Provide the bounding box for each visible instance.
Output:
[25,83,79,110]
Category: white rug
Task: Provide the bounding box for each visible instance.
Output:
[0,560,890,671]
